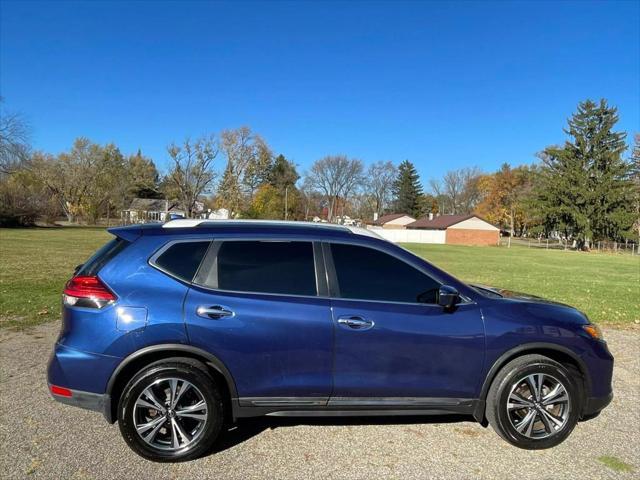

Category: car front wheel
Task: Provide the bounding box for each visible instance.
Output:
[117,357,224,462]
[486,354,582,449]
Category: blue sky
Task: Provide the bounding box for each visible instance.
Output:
[1,0,638,183]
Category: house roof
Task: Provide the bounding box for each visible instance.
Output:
[407,214,495,230]
[127,198,169,212]
[373,213,415,225]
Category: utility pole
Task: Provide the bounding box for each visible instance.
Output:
[284,186,289,221]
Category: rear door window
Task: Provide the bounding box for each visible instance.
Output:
[153,241,210,282]
[199,241,317,296]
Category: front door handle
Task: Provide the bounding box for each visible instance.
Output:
[337,315,374,330]
[196,305,235,319]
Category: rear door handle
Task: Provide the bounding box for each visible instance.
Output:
[337,315,374,330]
[196,305,235,319]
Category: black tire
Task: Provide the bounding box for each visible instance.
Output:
[485,354,582,450]
[118,357,224,462]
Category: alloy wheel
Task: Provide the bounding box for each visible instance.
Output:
[133,377,209,452]
[506,373,571,439]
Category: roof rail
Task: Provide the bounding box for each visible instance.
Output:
[162,219,208,228]
[161,218,384,239]
[162,219,343,229]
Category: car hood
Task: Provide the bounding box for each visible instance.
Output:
[470,284,572,308]
[470,284,591,327]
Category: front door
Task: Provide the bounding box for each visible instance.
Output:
[184,240,333,404]
[326,242,485,401]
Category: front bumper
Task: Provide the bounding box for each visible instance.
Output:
[582,391,613,417]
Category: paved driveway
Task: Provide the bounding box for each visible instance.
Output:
[0,323,638,479]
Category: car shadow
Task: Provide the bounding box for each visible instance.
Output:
[210,414,476,454]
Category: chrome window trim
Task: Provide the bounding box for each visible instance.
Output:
[328,295,474,308]
[190,284,328,301]
[188,283,474,307]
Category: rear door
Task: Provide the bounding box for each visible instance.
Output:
[183,239,334,405]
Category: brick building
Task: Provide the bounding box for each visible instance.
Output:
[406,214,499,246]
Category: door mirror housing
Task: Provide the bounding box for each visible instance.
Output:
[438,285,459,310]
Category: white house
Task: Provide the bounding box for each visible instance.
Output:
[369,213,500,246]
[371,213,416,229]
[121,198,206,224]
[121,199,176,224]
[205,208,230,220]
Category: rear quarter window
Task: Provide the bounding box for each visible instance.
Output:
[77,238,130,276]
[152,241,210,282]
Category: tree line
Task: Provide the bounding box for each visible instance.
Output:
[1,98,638,246]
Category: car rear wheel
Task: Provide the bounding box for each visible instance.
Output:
[486,354,582,449]
[118,358,224,462]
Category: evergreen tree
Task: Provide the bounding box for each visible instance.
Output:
[268,154,299,191]
[127,150,161,198]
[392,160,423,217]
[536,99,633,248]
[266,154,300,219]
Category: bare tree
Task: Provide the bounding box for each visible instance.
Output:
[165,135,218,218]
[242,136,272,197]
[299,178,324,220]
[442,170,463,214]
[437,167,482,214]
[458,166,483,214]
[365,161,396,217]
[218,126,272,215]
[0,101,31,173]
[304,155,364,222]
[428,178,446,214]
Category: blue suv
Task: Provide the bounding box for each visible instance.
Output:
[48,220,613,461]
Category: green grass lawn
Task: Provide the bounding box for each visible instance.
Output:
[402,243,639,326]
[0,227,111,329]
[0,227,638,329]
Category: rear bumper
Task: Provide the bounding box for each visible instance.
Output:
[583,391,613,417]
[48,385,112,420]
[47,343,120,422]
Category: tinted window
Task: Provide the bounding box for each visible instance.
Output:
[331,243,440,303]
[78,238,130,276]
[154,241,210,282]
[214,241,316,296]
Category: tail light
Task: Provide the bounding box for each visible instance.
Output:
[50,385,73,397]
[63,275,116,309]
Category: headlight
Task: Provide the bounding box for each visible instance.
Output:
[582,323,604,341]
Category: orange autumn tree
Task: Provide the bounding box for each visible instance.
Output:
[476,164,533,236]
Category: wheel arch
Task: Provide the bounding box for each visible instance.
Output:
[104,344,238,423]
[474,342,591,423]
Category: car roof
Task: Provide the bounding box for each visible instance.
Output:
[108,219,384,242]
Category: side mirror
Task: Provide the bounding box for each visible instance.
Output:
[438,285,459,310]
